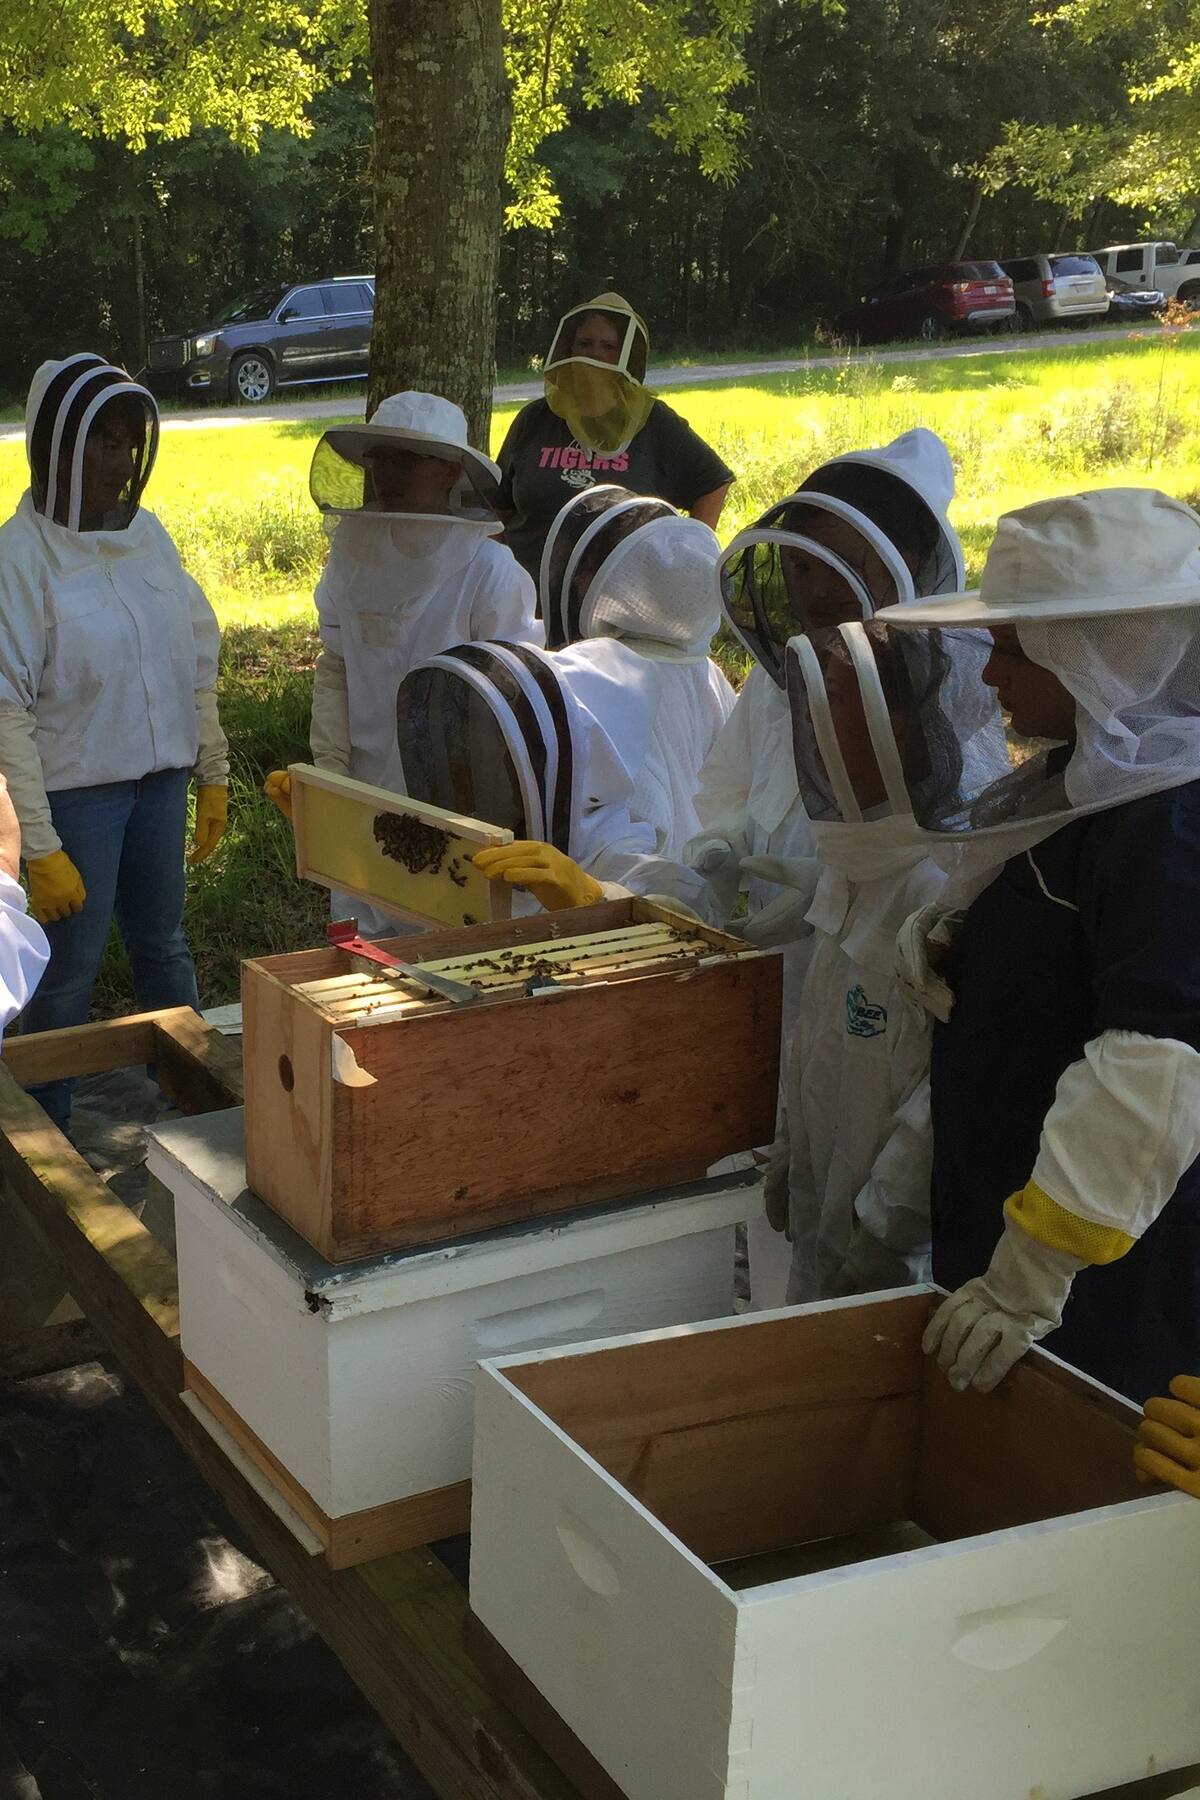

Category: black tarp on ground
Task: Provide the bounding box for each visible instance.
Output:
[0,1356,434,1800]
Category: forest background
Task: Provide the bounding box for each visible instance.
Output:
[1,0,1198,396]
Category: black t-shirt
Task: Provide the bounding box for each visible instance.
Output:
[495,396,734,581]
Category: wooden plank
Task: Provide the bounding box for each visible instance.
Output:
[0,1062,183,1410]
[3,1014,159,1085]
[0,1047,583,1800]
[151,1008,245,1113]
[291,762,512,929]
[467,1617,627,1800]
[914,1344,1148,1542]
[185,1360,472,1568]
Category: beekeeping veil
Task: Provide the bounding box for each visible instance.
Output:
[881,488,1200,895]
[396,637,658,867]
[539,485,720,655]
[26,354,159,533]
[543,292,655,456]
[719,429,964,689]
[310,391,503,527]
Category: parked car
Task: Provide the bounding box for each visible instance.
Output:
[1106,286,1167,322]
[834,262,1015,345]
[1089,243,1200,307]
[1000,252,1107,329]
[144,276,375,404]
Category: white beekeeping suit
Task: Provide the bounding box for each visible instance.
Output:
[396,636,707,910]
[303,390,542,933]
[780,617,1011,1302]
[697,428,966,1304]
[539,487,734,857]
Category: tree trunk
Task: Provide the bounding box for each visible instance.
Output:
[952,178,984,262]
[368,0,509,444]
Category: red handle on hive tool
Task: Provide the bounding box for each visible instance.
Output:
[326,919,479,1005]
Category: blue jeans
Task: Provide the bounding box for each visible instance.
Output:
[22,769,199,1130]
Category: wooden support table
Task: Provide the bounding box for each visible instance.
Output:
[0,1008,1196,1800]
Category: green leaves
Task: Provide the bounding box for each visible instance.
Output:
[0,0,333,148]
[502,0,756,226]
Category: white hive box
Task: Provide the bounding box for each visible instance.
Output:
[147,1107,756,1568]
[469,1290,1200,1800]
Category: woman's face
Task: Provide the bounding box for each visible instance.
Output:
[782,515,906,635]
[364,446,459,512]
[78,409,141,518]
[983,625,1077,740]
[570,313,623,365]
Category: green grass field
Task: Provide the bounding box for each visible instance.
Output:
[3,327,1197,1009]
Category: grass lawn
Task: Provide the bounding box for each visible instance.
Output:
[2,325,1197,1009]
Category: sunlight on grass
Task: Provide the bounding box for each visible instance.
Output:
[5,328,1197,1007]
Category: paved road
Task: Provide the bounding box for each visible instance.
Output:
[0,324,1147,442]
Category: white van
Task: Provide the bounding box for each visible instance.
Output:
[1000,252,1108,327]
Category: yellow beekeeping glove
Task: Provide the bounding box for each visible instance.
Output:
[473,841,604,912]
[188,784,229,865]
[1135,1374,1200,1497]
[263,769,293,820]
[26,850,86,923]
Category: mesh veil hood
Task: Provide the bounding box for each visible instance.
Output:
[26,353,159,533]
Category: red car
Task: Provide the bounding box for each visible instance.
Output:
[835,261,1016,345]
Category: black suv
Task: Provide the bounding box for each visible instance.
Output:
[144,276,375,404]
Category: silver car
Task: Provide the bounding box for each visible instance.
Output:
[1000,252,1108,329]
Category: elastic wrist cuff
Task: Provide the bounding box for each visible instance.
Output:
[1005,1179,1135,1267]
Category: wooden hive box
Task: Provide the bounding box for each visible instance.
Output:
[148,1107,759,1568]
[469,1291,1200,1800]
[242,898,780,1263]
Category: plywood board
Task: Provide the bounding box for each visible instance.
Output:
[289,762,512,928]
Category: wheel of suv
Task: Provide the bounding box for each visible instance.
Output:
[1015,301,1035,332]
[917,314,943,342]
[230,353,275,405]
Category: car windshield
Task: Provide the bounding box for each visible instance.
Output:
[210,286,289,326]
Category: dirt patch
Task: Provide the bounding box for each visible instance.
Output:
[372,812,451,876]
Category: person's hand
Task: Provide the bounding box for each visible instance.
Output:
[263,770,293,820]
[0,773,22,883]
[473,842,604,912]
[829,1227,924,1299]
[895,902,964,1023]
[682,827,747,923]
[923,1217,1083,1393]
[188,785,228,865]
[26,851,86,924]
[736,854,820,948]
[1135,1375,1200,1497]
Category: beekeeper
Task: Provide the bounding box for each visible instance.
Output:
[496,293,733,580]
[736,477,996,1302]
[883,489,1200,1403]
[695,431,966,1304]
[539,486,734,856]
[0,353,228,1130]
[264,391,540,932]
[395,637,709,912]
[693,429,964,950]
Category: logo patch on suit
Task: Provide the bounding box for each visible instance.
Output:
[846,983,886,1038]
